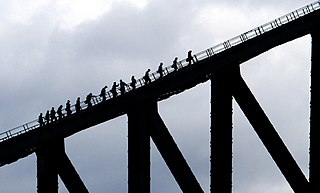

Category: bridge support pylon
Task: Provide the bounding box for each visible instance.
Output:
[36,140,88,193]
[36,142,60,193]
[232,67,310,193]
[127,104,151,193]
[310,29,320,192]
[127,102,204,193]
[210,68,234,193]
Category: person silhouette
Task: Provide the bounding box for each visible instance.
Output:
[66,100,72,116]
[38,113,44,127]
[119,80,128,95]
[85,93,93,107]
[143,69,151,84]
[57,105,64,120]
[172,57,178,71]
[50,107,57,122]
[45,110,50,125]
[157,62,164,78]
[100,86,108,101]
[130,76,137,89]
[186,50,195,65]
[111,82,119,98]
[75,97,82,113]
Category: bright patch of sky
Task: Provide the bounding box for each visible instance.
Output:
[5,0,149,30]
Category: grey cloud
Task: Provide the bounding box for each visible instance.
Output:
[214,0,314,10]
[0,0,315,192]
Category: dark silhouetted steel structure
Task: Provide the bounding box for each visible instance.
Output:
[1,1,320,192]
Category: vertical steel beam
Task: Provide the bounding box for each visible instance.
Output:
[149,103,204,193]
[36,152,58,193]
[310,29,320,191]
[127,104,151,193]
[210,68,234,193]
[36,141,63,193]
[232,69,309,193]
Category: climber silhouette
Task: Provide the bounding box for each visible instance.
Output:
[57,105,64,120]
[157,62,164,78]
[119,80,128,95]
[38,113,44,127]
[85,93,93,107]
[66,100,72,116]
[186,50,195,65]
[130,76,137,89]
[111,82,119,98]
[100,86,108,101]
[172,57,178,71]
[143,69,151,84]
[50,107,57,122]
[75,97,82,113]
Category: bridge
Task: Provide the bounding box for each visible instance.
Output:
[1,1,320,193]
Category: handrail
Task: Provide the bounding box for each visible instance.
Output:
[0,1,319,143]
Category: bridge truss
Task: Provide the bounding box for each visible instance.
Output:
[1,1,320,193]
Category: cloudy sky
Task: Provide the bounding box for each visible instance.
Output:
[0,0,317,192]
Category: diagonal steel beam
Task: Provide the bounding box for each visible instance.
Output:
[232,69,310,193]
[147,103,204,193]
[57,152,89,193]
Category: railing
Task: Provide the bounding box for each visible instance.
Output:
[1,1,319,143]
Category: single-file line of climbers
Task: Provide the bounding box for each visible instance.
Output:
[37,52,192,126]
[1,1,320,142]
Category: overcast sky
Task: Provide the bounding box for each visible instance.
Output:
[0,0,317,192]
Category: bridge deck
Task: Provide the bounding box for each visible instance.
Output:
[1,1,320,166]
